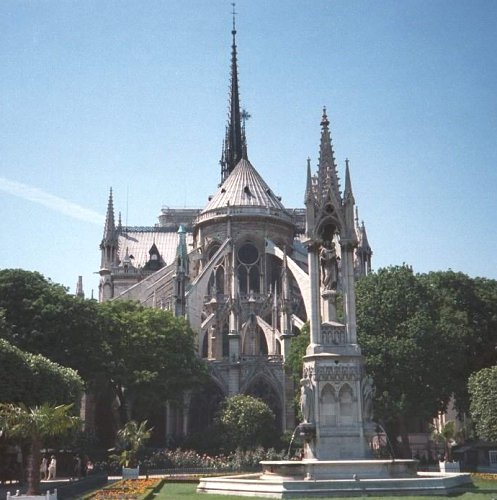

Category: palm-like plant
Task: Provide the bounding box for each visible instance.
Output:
[0,403,81,495]
[432,420,457,461]
[114,420,152,468]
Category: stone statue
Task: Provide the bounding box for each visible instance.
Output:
[320,242,339,291]
[300,378,315,423]
[362,375,375,422]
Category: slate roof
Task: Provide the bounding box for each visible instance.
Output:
[117,230,193,268]
[202,158,287,213]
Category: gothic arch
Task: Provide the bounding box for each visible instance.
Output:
[244,375,284,431]
[240,321,268,356]
[320,383,337,426]
[188,377,225,436]
[338,383,355,425]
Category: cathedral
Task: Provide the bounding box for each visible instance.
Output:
[97,17,372,441]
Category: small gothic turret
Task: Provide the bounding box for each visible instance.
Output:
[220,8,244,183]
[75,276,85,298]
[99,188,118,302]
[343,159,357,243]
[100,188,118,270]
[317,107,342,213]
[174,225,189,316]
[355,207,373,277]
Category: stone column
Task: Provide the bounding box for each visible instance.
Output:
[341,243,357,343]
[307,243,322,347]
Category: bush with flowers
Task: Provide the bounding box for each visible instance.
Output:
[85,478,162,499]
[141,446,285,472]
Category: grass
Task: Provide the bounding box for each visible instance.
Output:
[152,478,497,500]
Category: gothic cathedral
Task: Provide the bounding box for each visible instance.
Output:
[97,18,372,441]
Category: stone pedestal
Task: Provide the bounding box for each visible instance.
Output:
[301,321,373,461]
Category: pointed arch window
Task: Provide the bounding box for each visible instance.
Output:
[321,384,337,426]
[237,242,260,294]
[339,384,355,424]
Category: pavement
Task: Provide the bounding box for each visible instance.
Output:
[0,478,74,498]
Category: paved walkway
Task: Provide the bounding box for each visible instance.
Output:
[0,478,73,498]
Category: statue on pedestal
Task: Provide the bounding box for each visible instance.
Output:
[300,378,315,424]
[320,242,339,291]
[362,375,375,422]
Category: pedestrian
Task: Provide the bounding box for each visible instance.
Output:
[73,455,82,480]
[40,456,48,480]
[47,455,57,480]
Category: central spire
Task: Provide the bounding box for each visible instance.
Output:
[220,4,244,184]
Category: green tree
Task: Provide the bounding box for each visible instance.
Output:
[0,269,108,382]
[100,300,205,424]
[0,338,83,407]
[286,323,309,386]
[468,367,497,442]
[0,270,205,446]
[0,403,80,495]
[356,265,455,457]
[218,394,276,451]
[420,271,497,413]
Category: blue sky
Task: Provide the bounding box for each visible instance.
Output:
[1,0,496,297]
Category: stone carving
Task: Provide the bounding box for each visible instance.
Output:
[361,375,375,422]
[300,378,315,423]
[315,365,360,382]
[320,323,346,345]
[320,242,339,291]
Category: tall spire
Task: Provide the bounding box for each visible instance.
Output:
[100,187,118,276]
[102,188,116,242]
[220,3,244,183]
[343,158,354,202]
[304,157,314,204]
[317,107,342,207]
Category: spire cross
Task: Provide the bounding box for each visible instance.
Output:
[241,108,251,128]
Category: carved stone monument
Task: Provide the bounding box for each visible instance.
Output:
[198,111,473,498]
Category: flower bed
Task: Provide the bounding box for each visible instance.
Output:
[471,472,497,481]
[85,478,162,499]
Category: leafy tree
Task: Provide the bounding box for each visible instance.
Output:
[0,269,108,382]
[286,322,309,386]
[0,270,205,446]
[420,271,497,413]
[0,403,80,495]
[356,265,454,457]
[218,394,276,451]
[468,367,497,442]
[357,266,497,457]
[112,420,153,467]
[0,338,83,407]
[100,301,205,424]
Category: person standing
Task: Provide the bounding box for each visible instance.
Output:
[40,456,48,480]
[47,455,56,480]
[73,455,82,480]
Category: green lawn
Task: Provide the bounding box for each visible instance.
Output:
[153,479,497,500]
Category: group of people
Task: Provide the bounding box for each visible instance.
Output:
[40,454,93,481]
[39,455,56,480]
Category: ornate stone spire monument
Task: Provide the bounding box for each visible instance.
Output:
[300,107,376,460]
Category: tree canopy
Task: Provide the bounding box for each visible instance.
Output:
[0,269,205,445]
[99,300,205,422]
[0,338,83,406]
[218,394,277,451]
[468,367,497,442]
[356,265,497,456]
[0,269,107,381]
